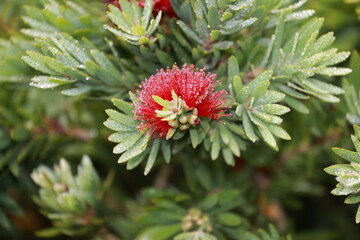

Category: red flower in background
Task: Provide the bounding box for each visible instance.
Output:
[103,0,177,18]
[133,65,230,139]
[103,0,120,8]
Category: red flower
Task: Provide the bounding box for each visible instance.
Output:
[103,0,177,18]
[133,65,230,139]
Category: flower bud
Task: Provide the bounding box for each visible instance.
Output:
[179,124,190,131]
[179,115,188,124]
[188,114,199,125]
[168,120,179,128]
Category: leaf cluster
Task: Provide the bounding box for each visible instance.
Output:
[325,125,360,223]
[31,155,105,237]
[136,188,249,240]
[102,0,351,173]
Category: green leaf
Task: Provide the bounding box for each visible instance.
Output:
[30,76,59,89]
[144,139,161,175]
[112,98,134,115]
[213,41,233,50]
[174,232,217,240]
[258,125,278,150]
[108,132,136,143]
[35,227,63,238]
[201,194,219,211]
[142,0,153,29]
[136,224,181,240]
[219,124,231,145]
[345,194,360,204]
[248,70,273,92]
[161,140,171,163]
[221,18,257,35]
[127,150,148,170]
[356,205,360,224]
[61,85,91,96]
[106,109,136,126]
[118,135,150,163]
[332,147,360,163]
[222,148,234,166]
[284,96,309,114]
[252,110,283,125]
[217,212,242,227]
[210,130,221,160]
[324,164,348,175]
[267,124,291,140]
[155,49,174,66]
[113,133,142,154]
[228,56,240,83]
[104,119,135,132]
[0,209,11,230]
[208,7,220,30]
[270,13,285,66]
[190,128,199,148]
[257,104,290,115]
[315,67,352,76]
[177,20,204,45]
[242,113,257,142]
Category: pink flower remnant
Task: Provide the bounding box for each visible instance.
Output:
[104,0,177,18]
[133,65,230,139]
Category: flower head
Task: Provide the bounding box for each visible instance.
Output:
[133,64,230,139]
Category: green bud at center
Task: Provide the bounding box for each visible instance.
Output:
[152,90,200,140]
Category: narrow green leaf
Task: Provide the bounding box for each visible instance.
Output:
[332,147,360,163]
[222,148,234,166]
[113,133,142,154]
[258,125,278,150]
[144,139,161,175]
[211,131,220,160]
[228,56,239,83]
[176,20,204,45]
[105,109,136,126]
[61,85,91,96]
[161,140,171,163]
[118,135,150,163]
[270,13,285,66]
[35,228,62,238]
[137,224,181,240]
[208,7,220,30]
[190,128,199,148]
[104,119,135,132]
[242,112,257,142]
[284,96,309,114]
[127,150,148,170]
[267,124,291,140]
[112,98,134,115]
[253,110,283,125]
[0,210,11,230]
[108,132,136,143]
[356,205,360,224]
[217,212,242,227]
[345,194,360,204]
